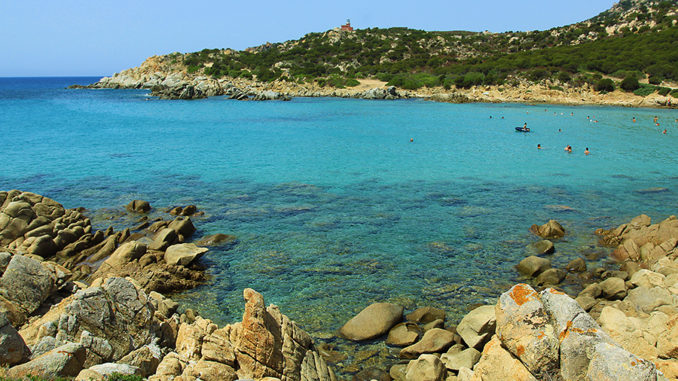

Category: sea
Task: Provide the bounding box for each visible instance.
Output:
[1,76,678,369]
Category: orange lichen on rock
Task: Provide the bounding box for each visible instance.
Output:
[509,284,538,306]
[547,288,565,295]
[516,344,525,357]
[559,321,573,341]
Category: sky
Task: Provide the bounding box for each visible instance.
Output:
[0,0,617,77]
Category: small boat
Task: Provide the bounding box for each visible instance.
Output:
[515,127,531,132]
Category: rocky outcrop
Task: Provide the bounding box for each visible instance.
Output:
[465,284,660,380]
[597,214,678,265]
[361,86,401,100]
[150,288,336,381]
[18,277,160,369]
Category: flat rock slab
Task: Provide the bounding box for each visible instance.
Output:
[165,243,208,266]
[400,328,455,359]
[339,302,403,341]
[7,342,86,378]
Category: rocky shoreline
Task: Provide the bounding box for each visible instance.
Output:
[70,61,677,108]
[1,190,677,380]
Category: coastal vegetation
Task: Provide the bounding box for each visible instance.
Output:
[163,0,678,94]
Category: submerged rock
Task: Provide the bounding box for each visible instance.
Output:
[526,239,555,255]
[516,255,551,277]
[339,303,404,341]
[529,220,565,239]
[126,200,151,213]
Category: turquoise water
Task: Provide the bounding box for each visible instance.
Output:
[2,77,678,338]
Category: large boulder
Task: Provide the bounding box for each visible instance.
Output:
[488,284,661,381]
[0,311,29,365]
[535,268,566,286]
[98,241,147,270]
[0,254,57,325]
[565,257,587,272]
[148,228,178,251]
[516,255,551,277]
[440,348,480,372]
[6,342,86,378]
[494,284,559,378]
[386,322,420,347]
[587,342,658,381]
[165,243,208,266]
[339,302,403,341]
[168,216,196,238]
[469,335,537,381]
[599,277,627,300]
[75,362,142,381]
[405,354,445,381]
[529,220,565,239]
[456,305,496,350]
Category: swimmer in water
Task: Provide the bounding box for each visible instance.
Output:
[633,117,636,122]
[585,147,590,155]
[564,145,572,153]
[663,129,667,134]
[410,138,414,142]
[537,144,542,149]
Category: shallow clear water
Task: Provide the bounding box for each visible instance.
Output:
[2,77,678,338]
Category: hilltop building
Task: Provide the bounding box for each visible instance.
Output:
[341,19,354,31]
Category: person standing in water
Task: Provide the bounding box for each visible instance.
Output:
[585,147,590,155]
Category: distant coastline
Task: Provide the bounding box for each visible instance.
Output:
[77,70,676,109]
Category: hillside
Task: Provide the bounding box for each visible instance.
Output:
[88,0,678,103]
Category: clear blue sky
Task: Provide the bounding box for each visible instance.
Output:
[0,0,617,77]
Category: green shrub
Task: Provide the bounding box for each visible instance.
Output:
[529,68,549,82]
[455,72,485,88]
[549,85,564,91]
[671,89,678,98]
[648,75,662,85]
[187,65,201,74]
[108,373,144,381]
[633,84,657,96]
[255,68,279,82]
[557,71,571,83]
[620,76,640,92]
[594,78,615,92]
[657,87,671,96]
